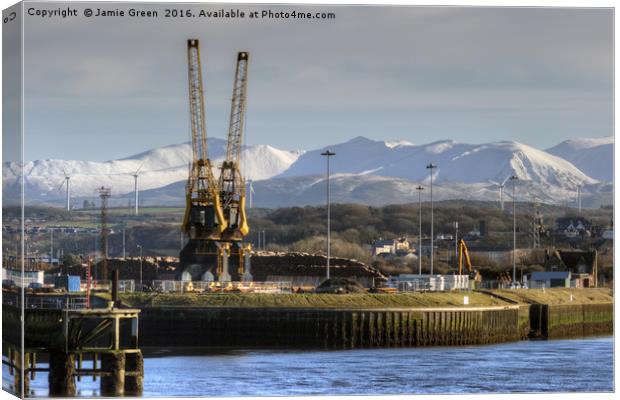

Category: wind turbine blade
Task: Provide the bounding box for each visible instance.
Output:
[501,176,510,186]
[134,160,146,175]
[58,179,66,191]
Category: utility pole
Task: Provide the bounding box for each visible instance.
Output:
[510,176,518,284]
[322,150,336,281]
[416,185,424,275]
[426,163,437,275]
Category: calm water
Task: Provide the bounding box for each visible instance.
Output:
[5,336,614,397]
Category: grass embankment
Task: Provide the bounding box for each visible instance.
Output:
[120,291,509,309]
[490,288,613,305]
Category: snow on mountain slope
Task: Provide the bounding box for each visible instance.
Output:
[546,137,613,182]
[2,137,303,201]
[138,173,612,209]
[279,137,596,189]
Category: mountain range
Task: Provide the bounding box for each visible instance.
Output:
[2,136,613,209]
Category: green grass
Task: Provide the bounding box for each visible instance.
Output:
[491,288,613,305]
[120,291,509,309]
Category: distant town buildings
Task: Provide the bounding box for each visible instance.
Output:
[554,217,592,238]
[371,237,415,258]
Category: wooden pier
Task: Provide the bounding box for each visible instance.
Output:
[3,302,142,397]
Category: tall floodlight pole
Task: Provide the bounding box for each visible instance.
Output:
[426,163,437,275]
[510,175,518,284]
[137,244,143,290]
[415,185,424,275]
[454,221,459,272]
[322,150,336,280]
[50,228,54,265]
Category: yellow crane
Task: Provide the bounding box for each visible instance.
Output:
[179,39,252,282]
[181,39,227,239]
[219,51,250,240]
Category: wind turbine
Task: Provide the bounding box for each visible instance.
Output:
[58,168,71,211]
[489,176,510,211]
[131,162,145,216]
[247,179,254,208]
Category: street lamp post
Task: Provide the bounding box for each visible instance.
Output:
[454,221,459,272]
[321,150,336,281]
[426,163,437,275]
[510,175,518,284]
[415,185,424,275]
[137,244,143,291]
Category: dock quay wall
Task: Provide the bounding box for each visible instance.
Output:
[529,303,613,339]
[137,306,521,348]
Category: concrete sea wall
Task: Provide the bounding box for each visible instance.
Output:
[138,306,522,348]
[530,303,613,339]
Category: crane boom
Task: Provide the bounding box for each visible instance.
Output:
[219,51,250,239]
[182,39,227,237]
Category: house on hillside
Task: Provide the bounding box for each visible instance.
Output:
[544,249,597,288]
[555,217,592,238]
[372,239,396,256]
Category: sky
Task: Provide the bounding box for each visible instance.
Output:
[11,3,614,161]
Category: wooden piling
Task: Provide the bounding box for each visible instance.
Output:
[100,352,126,396]
[48,351,76,397]
[124,351,144,396]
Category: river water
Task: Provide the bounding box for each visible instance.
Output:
[5,336,614,397]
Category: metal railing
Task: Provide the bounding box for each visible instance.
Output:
[2,293,88,309]
[150,280,293,294]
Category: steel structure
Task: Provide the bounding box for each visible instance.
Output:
[179,39,252,282]
[219,51,250,240]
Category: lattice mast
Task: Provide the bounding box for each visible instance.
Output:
[181,39,227,239]
[219,51,250,240]
[98,186,111,280]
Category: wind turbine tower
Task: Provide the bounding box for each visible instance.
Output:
[132,163,144,216]
[58,169,71,211]
[491,176,510,211]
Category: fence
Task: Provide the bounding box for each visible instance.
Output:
[2,293,88,309]
[151,280,293,294]
[388,275,470,292]
[81,280,135,292]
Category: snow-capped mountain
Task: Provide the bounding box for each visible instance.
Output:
[2,137,303,201]
[279,136,597,189]
[546,137,613,182]
[2,135,612,208]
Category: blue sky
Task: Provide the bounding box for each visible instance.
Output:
[17,4,613,161]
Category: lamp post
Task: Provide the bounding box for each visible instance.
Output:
[509,175,518,284]
[426,163,437,275]
[415,185,424,275]
[137,244,143,290]
[454,221,459,272]
[321,150,336,280]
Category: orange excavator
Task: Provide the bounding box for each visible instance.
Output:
[457,239,481,282]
